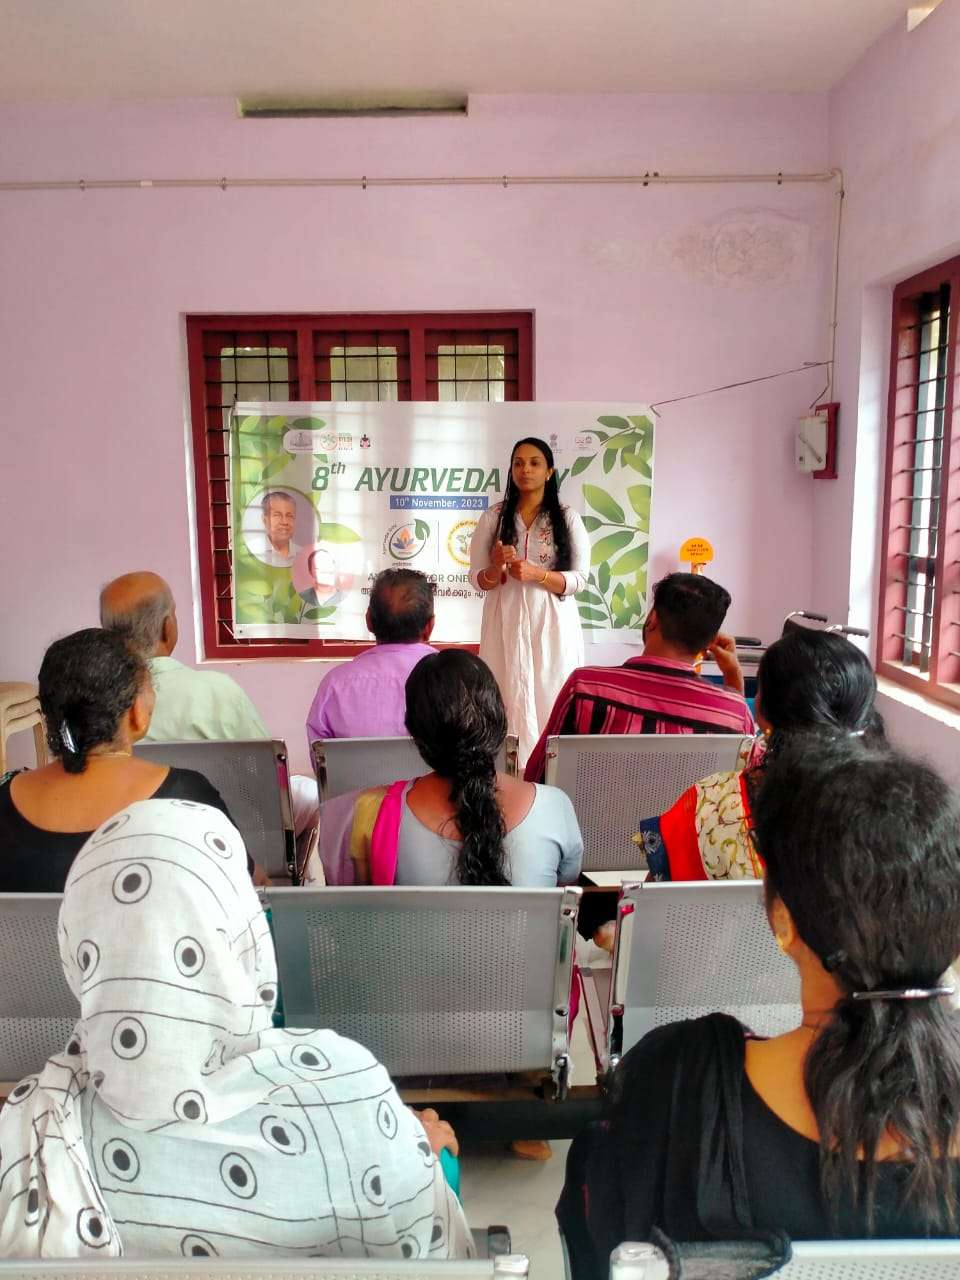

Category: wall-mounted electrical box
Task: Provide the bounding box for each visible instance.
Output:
[795,401,838,478]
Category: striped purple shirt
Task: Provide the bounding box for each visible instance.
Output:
[524,655,755,782]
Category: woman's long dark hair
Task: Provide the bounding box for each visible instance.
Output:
[38,628,147,774]
[753,736,960,1234]
[495,436,571,571]
[404,650,509,886]
[746,630,885,803]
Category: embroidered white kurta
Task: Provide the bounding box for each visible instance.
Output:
[469,503,590,765]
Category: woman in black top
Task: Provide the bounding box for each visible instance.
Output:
[0,628,229,891]
[558,736,960,1275]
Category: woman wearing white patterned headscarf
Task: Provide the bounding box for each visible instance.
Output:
[0,798,471,1261]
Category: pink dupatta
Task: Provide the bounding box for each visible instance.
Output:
[368,779,410,886]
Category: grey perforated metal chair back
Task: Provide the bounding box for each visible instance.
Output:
[609,1240,960,1279]
[544,734,752,871]
[0,894,77,1083]
[0,1257,530,1278]
[313,736,518,801]
[609,881,800,1066]
[134,740,295,880]
[267,885,580,1094]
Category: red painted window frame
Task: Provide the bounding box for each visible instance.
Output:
[876,255,960,712]
[187,312,534,661]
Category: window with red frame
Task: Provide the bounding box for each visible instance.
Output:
[187,312,533,660]
[877,256,960,710]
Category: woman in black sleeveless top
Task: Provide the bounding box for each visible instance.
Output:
[0,628,229,891]
[558,735,960,1276]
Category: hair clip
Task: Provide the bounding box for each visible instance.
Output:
[851,984,955,1002]
[848,729,867,737]
[60,720,77,754]
[823,949,847,973]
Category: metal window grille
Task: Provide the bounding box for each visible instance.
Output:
[878,258,960,710]
[187,312,533,660]
[426,329,520,401]
[314,331,412,401]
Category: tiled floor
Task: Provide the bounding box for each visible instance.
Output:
[460,1137,570,1274]
[457,943,608,1274]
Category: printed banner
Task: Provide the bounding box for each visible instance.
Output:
[229,402,654,643]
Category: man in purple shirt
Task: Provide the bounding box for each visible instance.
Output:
[306,569,437,746]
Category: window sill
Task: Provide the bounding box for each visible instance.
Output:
[876,676,960,733]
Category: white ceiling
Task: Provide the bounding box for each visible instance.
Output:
[0,0,908,102]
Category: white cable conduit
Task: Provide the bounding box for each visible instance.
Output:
[0,169,840,192]
[1,165,844,401]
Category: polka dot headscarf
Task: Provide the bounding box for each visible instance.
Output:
[0,799,469,1260]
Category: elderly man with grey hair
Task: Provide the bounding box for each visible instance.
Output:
[100,571,318,835]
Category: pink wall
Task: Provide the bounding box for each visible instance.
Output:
[0,93,830,771]
[823,0,960,772]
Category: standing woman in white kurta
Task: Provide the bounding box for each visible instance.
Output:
[469,437,590,765]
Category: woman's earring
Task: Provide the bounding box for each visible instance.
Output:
[775,935,788,954]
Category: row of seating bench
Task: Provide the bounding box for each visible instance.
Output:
[0,1236,954,1276]
[135,732,753,882]
[0,881,798,1092]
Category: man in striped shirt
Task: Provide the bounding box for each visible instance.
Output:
[524,572,754,783]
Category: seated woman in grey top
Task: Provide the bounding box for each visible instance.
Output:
[313,650,582,887]
[399,650,582,887]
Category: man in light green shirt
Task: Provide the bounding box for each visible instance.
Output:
[99,572,317,834]
[99,572,268,742]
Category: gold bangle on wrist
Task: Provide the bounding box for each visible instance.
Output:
[540,569,549,584]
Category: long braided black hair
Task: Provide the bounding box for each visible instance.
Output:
[495,437,572,571]
[404,650,509,886]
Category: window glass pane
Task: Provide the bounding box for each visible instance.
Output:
[456,380,490,401]
[456,354,488,379]
[902,286,949,671]
[438,381,457,401]
[346,381,378,400]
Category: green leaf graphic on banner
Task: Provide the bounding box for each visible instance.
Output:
[581,515,602,532]
[316,522,362,543]
[583,485,625,524]
[604,433,643,453]
[623,452,653,476]
[602,449,616,474]
[610,544,649,576]
[597,561,611,595]
[266,415,289,434]
[239,603,272,622]
[303,605,338,621]
[576,588,604,606]
[238,415,262,433]
[625,580,642,609]
[260,455,290,482]
[414,519,430,541]
[612,583,627,609]
[578,606,607,623]
[571,454,595,477]
[597,415,631,432]
[628,415,654,433]
[627,484,652,522]
[591,530,633,566]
